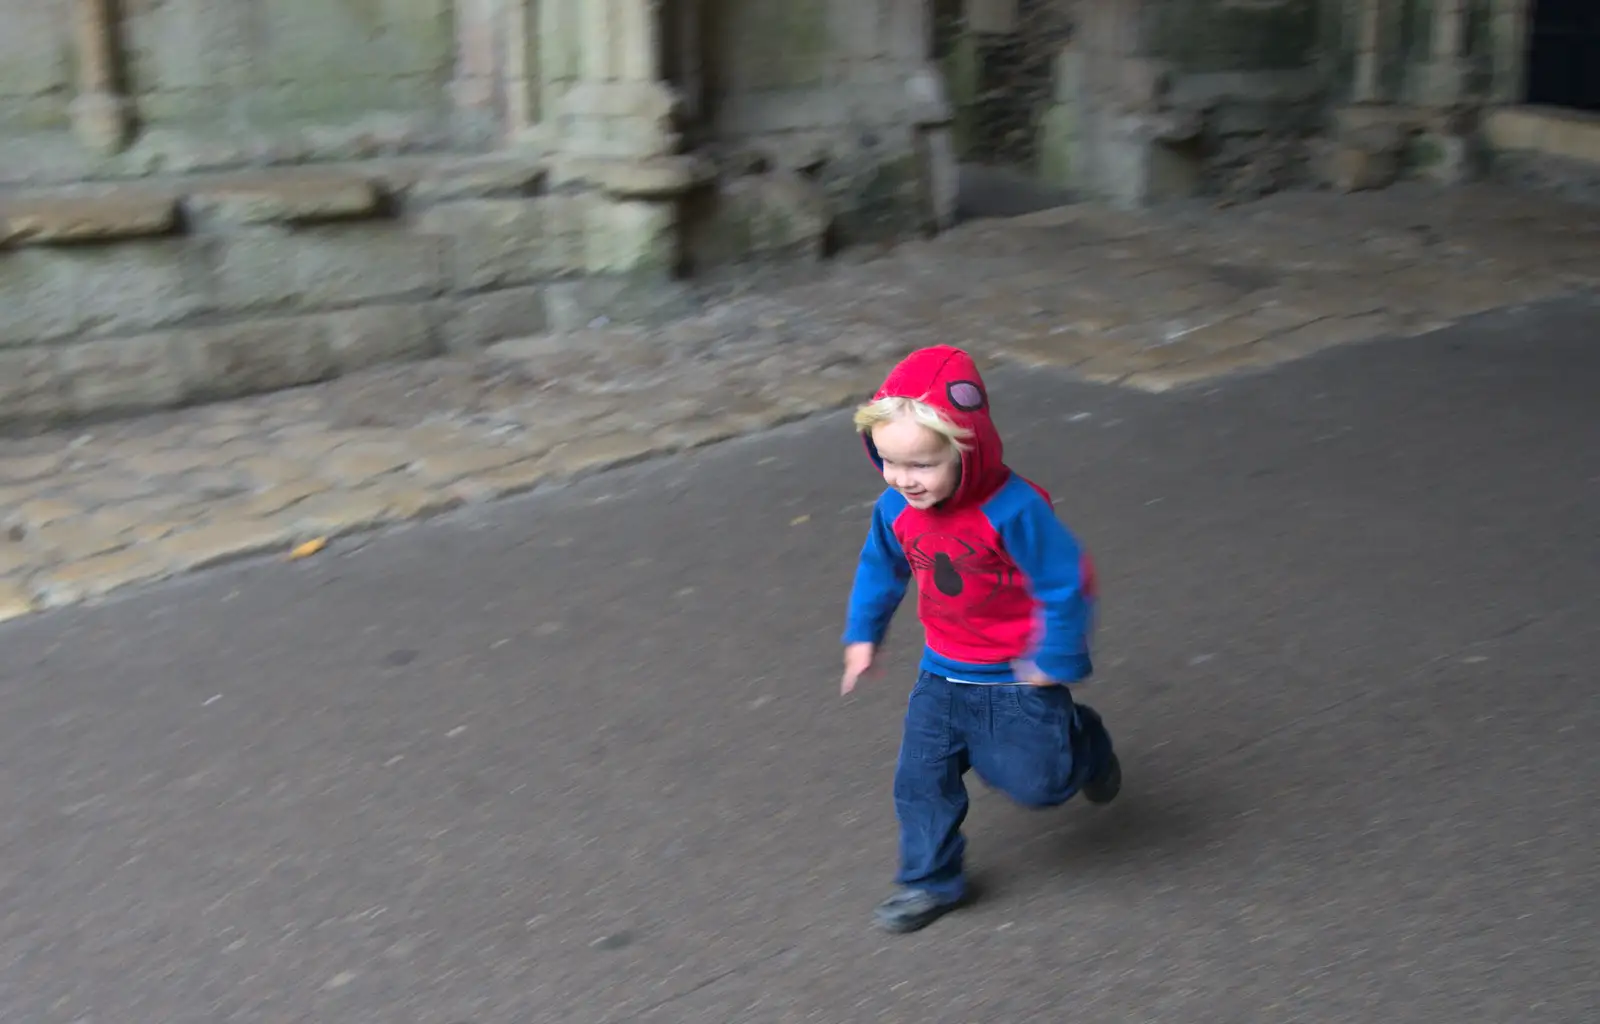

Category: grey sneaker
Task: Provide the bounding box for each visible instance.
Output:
[872,888,964,934]
[1082,750,1122,805]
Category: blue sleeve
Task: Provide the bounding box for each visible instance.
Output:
[995,492,1095,682]
[842,493,911,645]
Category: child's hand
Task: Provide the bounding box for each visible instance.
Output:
[841,643,877,695]
[1011,659,1059,687]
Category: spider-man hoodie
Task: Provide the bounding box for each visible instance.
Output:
[842,346,1097,684]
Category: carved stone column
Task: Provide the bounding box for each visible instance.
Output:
[451,0,501,145]
[551,0,683,161]
[1070,0,1202,209]
[1351,0,1388,104]
[502,0,540,139]
[69,0,133,154]
[543,0,713,312]
[1423,0,1471,108]
[1489,0,1531,104]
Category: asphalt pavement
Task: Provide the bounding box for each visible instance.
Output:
[1,296,1596,1023]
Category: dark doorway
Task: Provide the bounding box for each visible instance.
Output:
[1526,0,1600,111]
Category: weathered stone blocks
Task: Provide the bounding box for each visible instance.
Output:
[420,197,573,290]
[0,154,698,425]
[55,333,189,415]
[180,318,339,402]
[584,200,678,275]
[0,303,446,427]
[0,241,204,345]
[1323,106,1415,193]
[1486,106,1600,166]
[0,189,178,246]
[323,304,440,372]
[185,169,383,225]
[0,348,62,422]
[686,173,830,270]
[212,226,446,311]
[447,287,549,352]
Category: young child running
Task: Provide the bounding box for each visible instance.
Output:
[841,344,1120,934]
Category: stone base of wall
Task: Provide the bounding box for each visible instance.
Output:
[684,170,832,272]
[1482,106,1600,204]
[1039,42,1330,209]
[0,139,946,429]
[1318,104,1490,194]
[0,155,702,429]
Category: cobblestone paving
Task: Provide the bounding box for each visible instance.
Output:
[3,183,1597,620]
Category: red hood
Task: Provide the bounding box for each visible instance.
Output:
[865,346,1008,509]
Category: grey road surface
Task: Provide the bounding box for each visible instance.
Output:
[1,298,1597,1024]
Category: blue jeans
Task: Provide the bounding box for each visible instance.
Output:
[894,670,1115,901]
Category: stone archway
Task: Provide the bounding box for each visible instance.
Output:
[928,0,1079,218]
[677,0,959,268]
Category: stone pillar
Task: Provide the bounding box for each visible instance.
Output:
[503,0,540,138]
[535,0,580,145]
[1351,0,1389,104]
[69,0,133,154]
[451,0,502,145]
[885,0,958,231]
[1489,0,1531,104]
[1423,0,1472,108]
[543,0,713,313]
[1419,0,1475,183]
[1070,0,1202,209]
[551,0,682,160]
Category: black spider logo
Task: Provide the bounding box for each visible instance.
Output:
[905,533,1014,613]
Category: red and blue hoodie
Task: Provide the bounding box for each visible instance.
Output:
[843,346,1097,684]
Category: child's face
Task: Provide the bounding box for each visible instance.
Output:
[871,416,961,509]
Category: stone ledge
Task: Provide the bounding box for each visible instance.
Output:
[1485,105,1600,165]
[549,155,716,199]
[0,188,180,248]
[1,155,559,251]
[183,168,385,225]
[386,154,551,205]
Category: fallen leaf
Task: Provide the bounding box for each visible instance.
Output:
[288,537,328,560]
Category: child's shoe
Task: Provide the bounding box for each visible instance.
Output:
[872,889,964,934]
[1082,750,1122,805]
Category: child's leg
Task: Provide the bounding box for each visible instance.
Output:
[1073,700,1121,804]
[891,672,971,901]
[967,685,1117,808]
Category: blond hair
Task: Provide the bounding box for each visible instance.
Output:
[853,395,973,451]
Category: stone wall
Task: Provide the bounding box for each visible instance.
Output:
[0,157,703,429]
[0,0,956,428]
[1039,0,1338,206]
[0,0,460,187]
[1150,0,1328,198]
[690,0,955,253]
[1322,0,1514,192]
[936,0,1077,170]
[923,0,1337,204]
[0,4,70,134]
